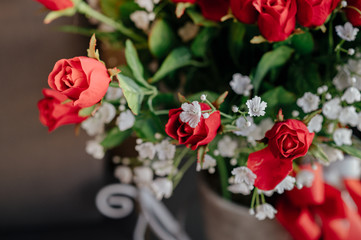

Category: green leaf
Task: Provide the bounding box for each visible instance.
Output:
[191,27,217,58]
[44,6,76,24]
[261,86,296,115]
[186,9,218,27]
[87,34,101,61]
[148,19,176,59]
[330,143,361,159]
[133,113,162,142]
[309,143,329,165]
[117,73,145,115]
[78,105,96,117]
[151,47,193,83]
[290,32,314,55]
[101,127,132,149]
[253,46,294,93]
[228,22,246,65]
[125,40,149,88]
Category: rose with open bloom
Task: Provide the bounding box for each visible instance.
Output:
[35,0,74,11]
[253,0,297,42]
[296,0,340,27]
[48,56,111,108]
[38,88,87,132]
[165,102,221,150]
[247,119,314,190]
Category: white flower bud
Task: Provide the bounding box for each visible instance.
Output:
[246,121,252,127]
[322,85,328,92]
[119,105,126,111]
[200,94,207,101]
[317,87,324,95]
[232,105,239,113]
[325,93,332,100]
[341,0,347,7]
[214,150,220,156]
[154,133,162,139]
[292,110,299,117]
[203,113,210,119]
[348,48,355,56]
[136,138,143,144]
[230,158,238,166]
[208,167,215,174]
[352,77,357,84]
[249,208,255,215]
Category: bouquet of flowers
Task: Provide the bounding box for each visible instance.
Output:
[35,0,361,239]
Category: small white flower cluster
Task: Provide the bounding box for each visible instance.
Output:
[230,73,253,96]
[228,167,256,195]
[252,203,278,221]
[135,139,177,177]
[196,154,217,174]
[130,0,160,31]
[114,164,173,200]
[259,176,296,197]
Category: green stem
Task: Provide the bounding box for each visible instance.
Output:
[172,156,196,189]
[220,112,234,119]
[77,2,145,42]
[174,147,190,169]
[260,192,266,204]
[250,188,258,209]
[154,110,170,115]
[215,156,231,200]
[346,6,361,17]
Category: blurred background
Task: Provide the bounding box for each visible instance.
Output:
[0,1,204,239]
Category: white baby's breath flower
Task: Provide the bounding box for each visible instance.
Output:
[228,183,252,195]
[342,87,361,104]
[341,0,347,7]
[178,22,199,42]
[116,110,135,131]
[196,154,217,171]
[232,105,239,113]
[333,128,353,146]
[348,48,355,56]
[333,65,352,91]
[320,144,344,164]
[130,11,153,31]
[322,97,342,120]
[231,166,257,186]
[335,22,359,41]
[339,106,358,127]
[246,96,267,117]
[179,101,202,128]
[96,102,117,124]
[217,136,237,158]
[155,139,176,161]
[133,166,153,187]
[136,142,156,160]
[151,178,173,200]
[229,73,253,96]
[292,110,299,117]
[105,87,123,101]
[296,170,314,189]
[135,0,154,12]
[255,203,277,220]
[152,160,175,176]
[274,176,296,194]
[86,139,105,159]
[81,117,105,136]
[297,92,320,113]
[247,118,274,146]
[114,166,133,184]
[307,114,323,133]
[233,116,256,136]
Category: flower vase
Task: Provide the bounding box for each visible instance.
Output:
[198,178,292,240]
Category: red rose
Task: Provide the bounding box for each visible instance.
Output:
[48,56,111,108]
[165,102,221,150]
[38,89,87,132]
[172,0,229,21]
[253,0,297,42]
[345,0,361,26]
[296,0,340,27]
[35,0,74,11]
[230,0,258,24]
[197,0,230,22]
[247,119,314,190]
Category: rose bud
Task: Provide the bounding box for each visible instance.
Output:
[35,0,74,11]
[165,101,221,150]
[252,0,297,42]
[48,56,111,108]
[38,89,87,132]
